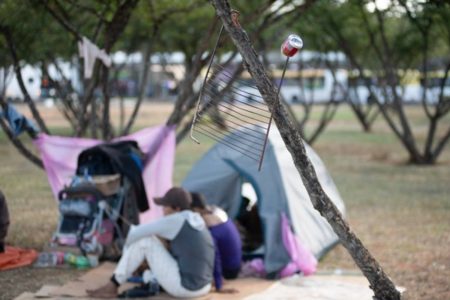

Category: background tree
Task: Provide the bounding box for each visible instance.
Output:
[1,0,311,164]
[292,4,381,133]
[306,0,450,164]
[2,0,448,168]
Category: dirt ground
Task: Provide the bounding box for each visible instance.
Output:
[0,267,85,300]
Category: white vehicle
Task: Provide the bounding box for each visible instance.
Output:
[348,69,450,105]
[4,62,81,103]
[4,65,41,101]
[234,69,348,104]
[219,67,449,106]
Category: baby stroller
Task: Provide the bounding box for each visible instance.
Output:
[52,141,149,260]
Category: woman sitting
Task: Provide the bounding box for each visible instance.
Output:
[190,192,242,293]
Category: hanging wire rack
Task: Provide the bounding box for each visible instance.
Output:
[190,11,302,171]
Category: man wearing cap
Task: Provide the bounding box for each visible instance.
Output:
[87,187,215,298]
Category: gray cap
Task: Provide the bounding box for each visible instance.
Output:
[154,187,192,210]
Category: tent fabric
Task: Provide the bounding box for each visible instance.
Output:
[0,246,38,271]
[231,213,318,278]
[33,125,175,223]
[182,125,345,275]
[280,213,317,276]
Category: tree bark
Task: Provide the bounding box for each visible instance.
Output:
[122,43,152,135]
[76,61,100,137]
[1,27,50,135]
[100,65,112,140]
[102,0,139,52]
[210,1,401,299]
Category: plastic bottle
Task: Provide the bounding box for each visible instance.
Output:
[35,252,58,267]
[75,255,90,268]
[87,253,99,267]
[54,251,65,265]
[64,252,77,265]
[64,253,90,268]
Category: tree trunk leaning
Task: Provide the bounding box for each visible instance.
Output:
[209,1,401,299]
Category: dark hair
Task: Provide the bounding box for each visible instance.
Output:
[190,192,207,209]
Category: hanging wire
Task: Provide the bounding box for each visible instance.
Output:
[258,57,290,171]
[189,22,276,166]
[190,25,225,144]
[190,13,302,170]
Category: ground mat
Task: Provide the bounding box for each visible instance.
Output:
[14,262,373,299]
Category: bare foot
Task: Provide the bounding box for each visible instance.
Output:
[87,281,118,298]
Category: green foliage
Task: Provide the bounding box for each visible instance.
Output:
[157,1,214,58]
[0,1,93,65]
[1,0,448,71]
[281,0,450,73]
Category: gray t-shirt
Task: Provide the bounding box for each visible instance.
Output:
[170,221,214,290]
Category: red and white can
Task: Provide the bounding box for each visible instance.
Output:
[281,34,303,57]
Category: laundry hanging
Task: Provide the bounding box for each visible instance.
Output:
[78,36,112,79]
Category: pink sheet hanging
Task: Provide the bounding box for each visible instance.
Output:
[33,125,175,223]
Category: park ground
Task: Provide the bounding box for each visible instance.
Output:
[0,102,449,300]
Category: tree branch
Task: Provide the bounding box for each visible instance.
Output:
[1,26,50,134]
[0,98,43,168]
[39,0,82,41]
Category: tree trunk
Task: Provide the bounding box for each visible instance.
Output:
[103,0,139,53]
[77,63,100,136]
[1,27,49,134]
[210,1,401,299]
[122,43,152,135]
[307,100,340,145]
[101,65,112,140]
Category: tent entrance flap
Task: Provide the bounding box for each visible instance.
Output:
[236,181,264,257]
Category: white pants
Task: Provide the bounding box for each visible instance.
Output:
[114,236,211,298]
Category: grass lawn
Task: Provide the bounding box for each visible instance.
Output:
[0,102,449,300]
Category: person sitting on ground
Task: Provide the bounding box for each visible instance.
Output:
[0,190,10,253]
[87,187,215,299]
[190,192,242,293]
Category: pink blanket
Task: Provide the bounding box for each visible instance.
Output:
[242,214,317,278]
[33,126,175,223]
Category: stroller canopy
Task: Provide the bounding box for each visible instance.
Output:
[77,140,148,212]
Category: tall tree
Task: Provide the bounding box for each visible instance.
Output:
[210,0,401,299]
